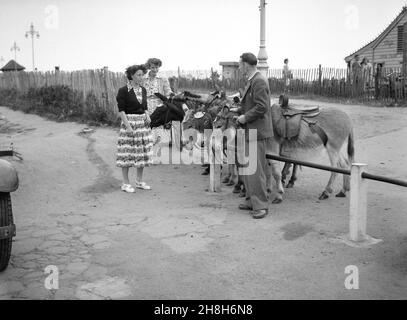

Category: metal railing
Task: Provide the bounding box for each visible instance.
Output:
[264,154,407,246]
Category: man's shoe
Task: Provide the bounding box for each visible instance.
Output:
[251,209,269,219]
[238,204,253,211]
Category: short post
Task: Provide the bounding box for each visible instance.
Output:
[209,131,222,192]
[349,163,368,242]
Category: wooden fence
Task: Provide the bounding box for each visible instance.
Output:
[0,68,127,116]
[175,66,406,103]
[0,66,405,111]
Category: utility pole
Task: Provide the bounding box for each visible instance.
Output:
[25,22,40,71]
[10,42,20,62]
[257,0,269,77]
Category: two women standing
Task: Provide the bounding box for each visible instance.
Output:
[115,58,173,193]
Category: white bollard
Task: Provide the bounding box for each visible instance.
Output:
[346,163,382,247]
[349,163,368,242]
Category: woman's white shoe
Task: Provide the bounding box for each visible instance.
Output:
[135,181,151,190]
[121,184,135,193]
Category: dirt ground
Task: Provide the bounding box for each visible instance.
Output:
[0,98,406,300]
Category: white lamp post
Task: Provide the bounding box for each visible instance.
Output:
[25,22,40,71]
[257,0,269,77]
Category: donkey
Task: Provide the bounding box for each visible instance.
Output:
[270,95,355,200]
[215,96,355,201]
[178,90,229,175]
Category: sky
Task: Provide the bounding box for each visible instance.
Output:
[0,0,406,73]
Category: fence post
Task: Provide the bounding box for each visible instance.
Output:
[103,66,110,110]
[318,64,322,95]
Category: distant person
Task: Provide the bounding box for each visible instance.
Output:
[282,58,292,91]
[352,55,362,93]
[116,64,153,192]
[375,63,383,99]
[365,58,373,88]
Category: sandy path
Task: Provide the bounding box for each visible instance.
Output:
[0,101,406,300]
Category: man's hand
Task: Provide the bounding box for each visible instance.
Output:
[236,115,246,125]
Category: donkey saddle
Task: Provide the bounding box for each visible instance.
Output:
[273,104,320,140]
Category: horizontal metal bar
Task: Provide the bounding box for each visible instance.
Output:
[0,224,16,240]
[361,172,407,188]
[0,150,13,157]
[266,154,407,188]
[265,154,350,175]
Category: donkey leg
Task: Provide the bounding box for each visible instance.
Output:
[286,164,298,188]
[319,147,340,200]
[271,159,284,204]
[227,164,237,186]
[281,162,291,185]
[233,172,243,194]
[336,153,350,198]
[267,139,284,203]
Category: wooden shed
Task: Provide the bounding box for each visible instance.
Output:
[219,62,240,79]
[345,6,407,70]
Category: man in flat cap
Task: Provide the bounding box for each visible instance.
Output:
[235,52,273,219]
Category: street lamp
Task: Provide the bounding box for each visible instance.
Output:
[25,22,40,71]
[257,0,269,76]
[10,42,20,62]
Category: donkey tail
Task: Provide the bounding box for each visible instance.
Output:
[347,128,355,163]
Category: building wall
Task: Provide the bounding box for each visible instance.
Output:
[221,65,239,79]
[372,14,407,69]
[347,12,407,70]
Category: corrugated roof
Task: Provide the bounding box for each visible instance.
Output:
[344,6,407,61]
[0,59,25,71]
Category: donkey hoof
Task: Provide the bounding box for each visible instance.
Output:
[239,191,246,198]
[319,192,329,200]
[272,198,282,204]
[336,191,346,198]
[222,178,230,183]
[226,181,235,186]
[286,182,294,188]
[233,187,241,194]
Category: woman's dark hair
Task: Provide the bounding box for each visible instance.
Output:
[284,58,289,64]
[125,64,147,81]
[146,58,162,68]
